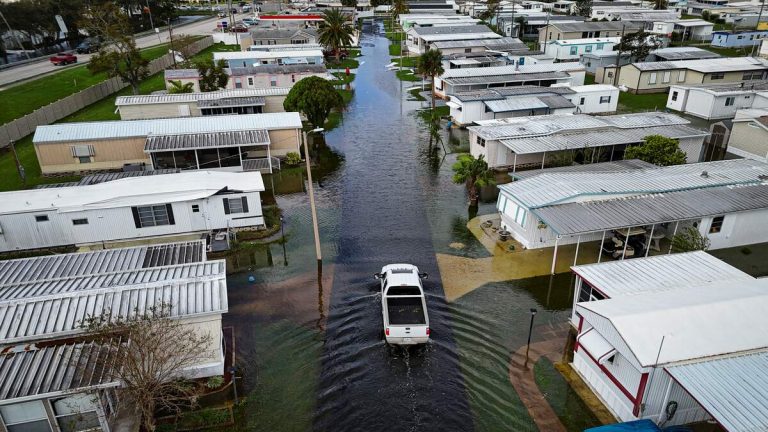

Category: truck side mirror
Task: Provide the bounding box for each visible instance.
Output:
[373,273,381,280]
[419,272,428,280]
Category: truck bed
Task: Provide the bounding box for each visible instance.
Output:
[386,297,426,325]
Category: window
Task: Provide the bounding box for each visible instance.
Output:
[671,91,678,101]
[131,204,175,228]
[192,204,200,213]
[53,394,101,432]
[464,48,472,53]
[224,196,249,214]
[596,43,604,50]
[35,215,48,222]
[709,215,725,233]
[270,76,278,87]
[247,77,254,86]
[599,95,611,104]
[1,401,51,432]
[291,74,296,83]
[476,136,486,147]
[725,96,735,106]
[678,70,686,82]
[662,71,670,83]
[71,145,94,162]
[582,31,589,38]
[569,46,578,55]
[72,218,88,225]
[607,71,614,78]
[77,156,91,163]
[234,78,243,89]
[585,45,592,53]
[711,72,725,80]
[579,97,585,105]
[648,72,657,84]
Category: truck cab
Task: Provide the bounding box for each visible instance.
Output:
[375,264,430,345]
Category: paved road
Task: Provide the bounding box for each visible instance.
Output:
[0,13,249,88]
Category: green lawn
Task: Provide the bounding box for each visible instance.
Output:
[408,88,427,101]
[617,91,669,113]
[584,74,596,85]
[396,69,421,82]
[326,58,360,69]
[0,43,175,125]
[331,72,356,85]
[395,56,417,67]
[389,43,402,56]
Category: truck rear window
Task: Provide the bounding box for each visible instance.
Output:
[387,286,421,296]
[387,297,426,325]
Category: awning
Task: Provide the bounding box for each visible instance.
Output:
[197,96,266,108]
[578,328,616,364]
[445,101,462,109]
[145,130,270,152]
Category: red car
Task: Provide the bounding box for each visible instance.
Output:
[50,52,78,66]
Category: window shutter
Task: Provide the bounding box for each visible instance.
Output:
[131,207,142,228]
[223,198,231,214]
[241,196,249,213]
[166,204,175,225]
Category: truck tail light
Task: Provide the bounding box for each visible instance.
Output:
[426,327,431,336]
[385,328,389,336]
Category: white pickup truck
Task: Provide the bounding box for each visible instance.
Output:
[374,264,430,345]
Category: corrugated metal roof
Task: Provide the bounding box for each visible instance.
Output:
[37,170,184,188]
[145,130,270,152]
[571,251,753,299]
[451,86,575,102]
[538,94,576,109]
[196,95,266,108]
[511,159,656,179]
[499,124,707,154]
[613,10,679,21]
[535,182,768,235]
[671,80,768,94]
[543,21,642,32]
[576,279,768,366]
[213,49,324,60]
[650,47,720,61]
[0,241,205,286]
[116,88,290,106]
[442,62,584,78]
[445,71,569,85]
[34,113,301,143]
[499,159,768,209]
[228,64,328,76]
[0,261,228,343]
[409,24,496,35]
[665,351,768,432]
[484,97,548,112]
[164,69,200,79]
[633,56,768,73]
[0,341,119,401]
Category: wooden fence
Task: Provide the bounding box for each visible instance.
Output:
[0,36,214,148]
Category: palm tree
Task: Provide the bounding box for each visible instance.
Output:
[452,154,495,207]
[416,49,445,110]
[391,0,409,21]
[166,80,194,93]
[318,8,355,63]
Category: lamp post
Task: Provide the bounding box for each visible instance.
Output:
[229,366,238,404]
[303,127,324,273]
[525,308,537,364]
[280,215,287,266]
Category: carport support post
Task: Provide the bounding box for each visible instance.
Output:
[598,230,606,263]
[513,153,518,174]
[541,151,546,169]
[668,221,680,254]
[551,236,560,274]
[645,224,655,257]
[621,227,630,260]
[573,235,581,266]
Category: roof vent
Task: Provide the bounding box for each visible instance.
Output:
[759,174,768,180]
[701,171,709,178]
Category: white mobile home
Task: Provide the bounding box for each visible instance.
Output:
[563,84,619,113]
[447,86,577,125]
[725,108,768,161]
[543,37,620,62]
[573,279,768,429]
[406,24,501,54]
[495,160,768,258]
[436,63,586,98]
[213,49,325,68]
[469,112,705,170]
[666,81,768,120]
[0,171,266,252]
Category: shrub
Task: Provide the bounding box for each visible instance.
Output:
[285,152,302,166]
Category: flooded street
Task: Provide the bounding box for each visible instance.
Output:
[222,23,600,432]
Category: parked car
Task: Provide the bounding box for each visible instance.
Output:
[217,11,227,17]
[50,52,78,65]
[75,39,101,54]
[230,24,249,32]
[374,264,430,345]
[243,18,258,26]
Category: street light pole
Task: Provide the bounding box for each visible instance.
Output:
[525,308,537,365]
[303,128,324,273]
[0,11,31,60]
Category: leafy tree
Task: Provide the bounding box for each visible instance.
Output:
[391,0,409,20]
[80,304,213,432]
[167,80,194,93]
[614,30,662,62]
[574,0,593,17]
[624,135,687,166]
[81,2,149,94]
[318,8,355,63]
[452,154,495,206]
[653,0,668,10]
[416,49,444,111]
[169,33,198,67]
[196,58,229,92]
[479,0,499,23]
[341,0,358,7]
[284,76,344,128]
[671,226,710,252]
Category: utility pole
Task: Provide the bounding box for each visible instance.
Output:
[0,11,31,60]
[303,128,324,273]
[9,141,26,185]
[613,23,626,87]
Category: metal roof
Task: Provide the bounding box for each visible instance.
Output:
[444,71,569,86]
[442,62,584,78]
[470,112,690,140]
[115,88,290,106]
[665,351,768,432]
[548,37,620,45]
[540,21,642,32]
[0,261,228,344]
[499,124,707,154]
[671,80,768,94]
[484,96,548,112]
[0,241,205,286]
[164,69,200,79]
[145,130,270,152]
[0,341,119,402]
[498,159,768,209]
[196,96,266,108]
[535,182,768,235]
[612,10,679,21]
[213,49,324,60]
[632,57,768,73]
[35,170,182,189]
[409,24,495,36]
[537,95,576,109]
[34,113,301,143]
[248,43,323,52]
[228,63,328,76]
[571,251,753,299]
[576,279,768,366]
[0,171,265,214]
[512,159,655,179]
[451,86,575,102]
[248,28,317,39]
[650,47,720,61]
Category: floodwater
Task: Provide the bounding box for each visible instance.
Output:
[222,22,600,432]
